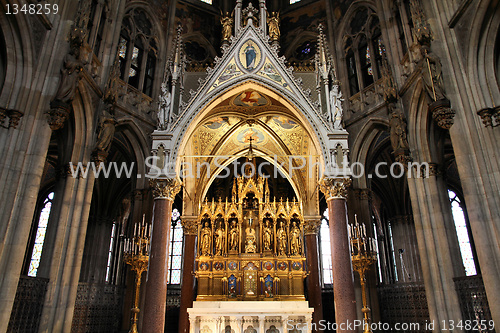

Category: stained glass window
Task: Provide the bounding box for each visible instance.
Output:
[373,222,383,283]
[118,8,157,96]
[448,190,477,276]
[388,222,398,281]
[320,209,333,284]
[28,192,54,277]
[365,46,373,76]
[105,222,117,282]
[167,209,183,284]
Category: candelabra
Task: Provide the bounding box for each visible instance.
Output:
[349,215,377,333]
[123,215,150,333]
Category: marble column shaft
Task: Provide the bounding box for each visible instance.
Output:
[320,178,357,333]
[304,219,324,332]
[179,218,198,333]
[328,198,357,332]
[142,197,172,333]
[143,178,181,333]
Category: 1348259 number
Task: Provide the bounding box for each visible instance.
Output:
[5,3,59,15]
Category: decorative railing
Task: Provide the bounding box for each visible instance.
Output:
[377,282,431,332]
[167,285,181,308]
[7,276,49,333]
[71,283,123,333]
[454,275,495,333]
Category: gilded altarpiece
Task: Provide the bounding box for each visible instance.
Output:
[195,173,307,301]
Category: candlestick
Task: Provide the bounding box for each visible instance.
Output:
[349,217,377,333]
[123,217,151,333]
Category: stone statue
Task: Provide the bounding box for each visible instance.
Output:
[267,12,280,41]
[117,197,131,236]
[214,225,224,255]
[276,221,287,255]
[158,82,172,130]
[53,45,83,105]
[389,111,410,153]
[421,45,446,102]
[245,225,256,253]
[329,84,344,130]
[229,220,239,251]
[290,221,301,255]
[263,220,272,251]
[221,12,233,42]
[94,109,116,153]
[200,222,212,255]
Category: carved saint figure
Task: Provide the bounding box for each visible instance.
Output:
[229,220,239,251]
[421,45,446,102]
[290,221,302,255]
[221,12,233,41]
[53,45,83,105]
[389,111,410,153]
[214,225,224,255]
[117,197,131,236]
[276,221,287,255]
[95,109,116,153]
[329,84,344,130]
[158,83,171,130]
[200,222,212,255]
[263,220,273,251]
[267,12,280,41]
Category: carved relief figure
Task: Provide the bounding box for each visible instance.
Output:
[221,12,233,41]
[329,84,344,130]
[95,109,116,153]
[229,220,239,251]
[263,220,273,251]
[421,45,446,101]
[276,220,287,255]
[53,40,83,105]
[158,82,172,130]
[389,111,410,152]
[214,224,224,255]
[200,222,212,255]
[267,12,280,41]
[290,221,302,255]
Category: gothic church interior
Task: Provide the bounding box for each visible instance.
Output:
[0,0,499,332]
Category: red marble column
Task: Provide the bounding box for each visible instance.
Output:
[320,178,357,333]
[142,179,181,333]
[178,218,198,333]
[304,219,324,332]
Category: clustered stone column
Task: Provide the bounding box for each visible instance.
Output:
[304,218,324,332]
[320,178,357,333]
[142,178,181,333]
[178,217,198,333]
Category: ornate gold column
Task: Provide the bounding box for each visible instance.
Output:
[178,217,198,333]
[319,178,357,333]
[142,178,181,333]
[304,218,324,332]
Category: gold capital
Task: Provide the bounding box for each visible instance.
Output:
[304,219,322,235]
[181,218,198,236]
[149,178,182,199]
[319,177,352,200]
